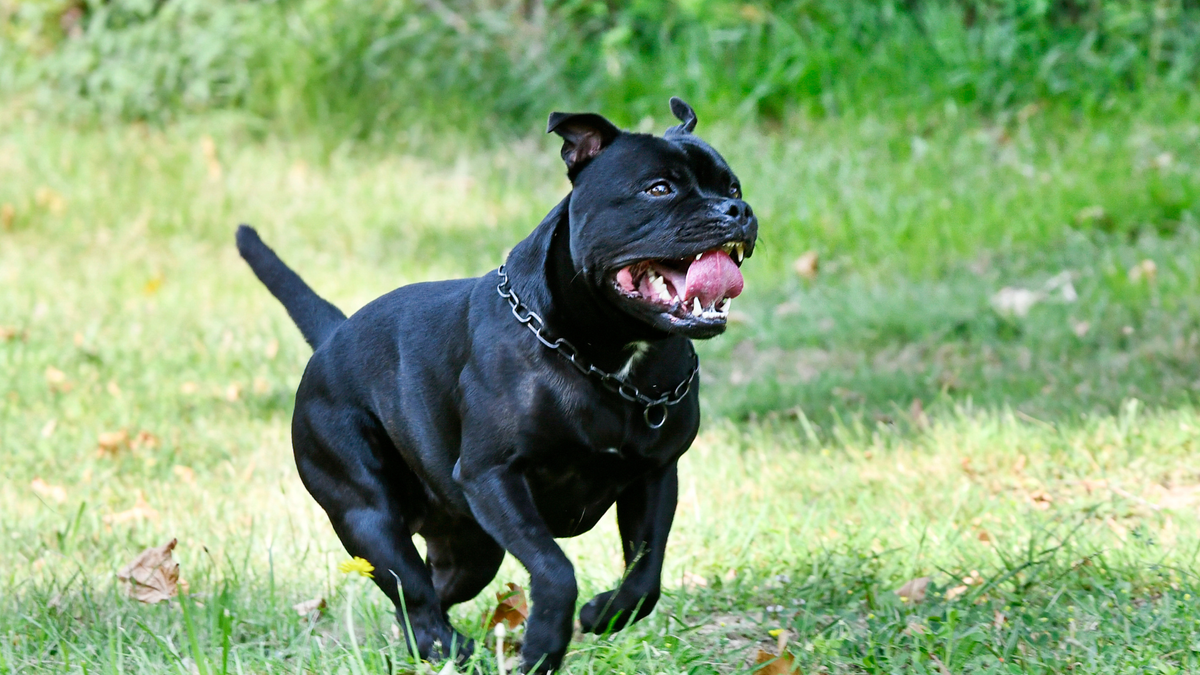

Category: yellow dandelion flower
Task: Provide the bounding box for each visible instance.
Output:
[338,556,375,578]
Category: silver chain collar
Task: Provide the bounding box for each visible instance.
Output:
[495,265,698,429]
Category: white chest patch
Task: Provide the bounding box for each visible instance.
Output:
[616,341,650,380]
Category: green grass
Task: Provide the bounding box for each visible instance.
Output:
[3,98,1200,673]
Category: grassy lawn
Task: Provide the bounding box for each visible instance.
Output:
[3,98,1200,673]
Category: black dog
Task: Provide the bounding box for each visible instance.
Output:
[236,98,756,672]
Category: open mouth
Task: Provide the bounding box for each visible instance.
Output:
[612,241,748,323]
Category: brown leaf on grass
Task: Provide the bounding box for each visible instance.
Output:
[793,250,819,280]
[895,576,930,604]
[45,366,73,393]
[173,465,196,484]
[104,491,159,524]
[486,583,529,631]
[753,631,797,674]
[132,430,160,451]
[31,478,67,503]
[1028,489,1053,510]
[97,429,130,456]
[944,585,969,601]
[0,325,23,341]
[293,597,326,617]
[682,571,709,589]
[0,203,14,230]
[118,538,180,603]
[753,648,797,674]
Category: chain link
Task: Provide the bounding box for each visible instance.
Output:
[496,265,698,427]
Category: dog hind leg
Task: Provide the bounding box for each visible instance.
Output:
[292,410,472,662]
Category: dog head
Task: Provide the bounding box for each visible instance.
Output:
[548,98,757,339]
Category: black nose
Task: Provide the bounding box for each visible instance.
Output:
[723,199,753,220]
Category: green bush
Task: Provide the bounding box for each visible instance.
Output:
[3,0,1199,136]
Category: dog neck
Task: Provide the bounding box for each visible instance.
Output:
[503,194,675,375]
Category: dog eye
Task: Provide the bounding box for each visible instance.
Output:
[729,184,742,199]
[646,182,673,197]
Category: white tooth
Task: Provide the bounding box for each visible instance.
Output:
[735,244,744,263]
[696,253,703,261]
[692,298,703,316]
[659,288,672,302]
[719,298,731,312]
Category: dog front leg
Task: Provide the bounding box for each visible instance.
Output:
[579,461,677,634]
[456,463,576,673]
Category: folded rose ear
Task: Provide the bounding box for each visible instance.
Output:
[666,97,697,135]
[546,112,621,179]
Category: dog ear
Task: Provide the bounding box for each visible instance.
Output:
[546,112,621,176]
[666,97,697,135]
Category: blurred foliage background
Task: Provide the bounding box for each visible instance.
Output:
[4,0,1200,138]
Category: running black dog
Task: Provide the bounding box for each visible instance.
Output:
[236,98,756,672]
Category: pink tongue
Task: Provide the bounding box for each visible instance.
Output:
[684,250,744,307]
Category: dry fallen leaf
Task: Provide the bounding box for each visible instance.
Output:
[1028,489,1054,510]
[895,576,930,604]
[104,491,159,524]
[753,631,796,674]
[173,465,196,484]
[97,429,130,457]
[0,203,14,230]
[31,478,67,503]
[793,250,819,280]
[132,430,160,450]
[117,538,180,603]
[487,583,529,631]
[0,325,21,341]
[45,366,72,393]
[944,584,969,601]
[293,597,326,617]
[682,571,709,589]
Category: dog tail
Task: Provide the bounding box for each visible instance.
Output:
[236,225,347,349]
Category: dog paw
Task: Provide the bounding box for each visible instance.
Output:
[578,589,658,634]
